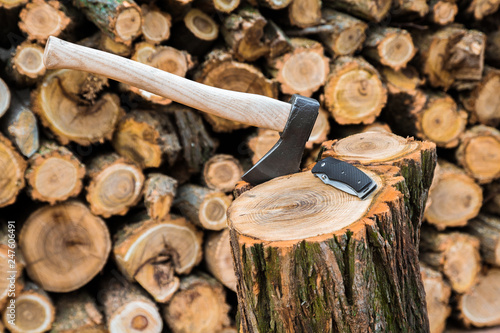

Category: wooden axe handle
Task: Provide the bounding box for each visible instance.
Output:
[43,36,291,132]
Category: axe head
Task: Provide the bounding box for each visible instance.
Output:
[242,95,320,185]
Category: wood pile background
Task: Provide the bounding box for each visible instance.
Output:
[0,0,499,332]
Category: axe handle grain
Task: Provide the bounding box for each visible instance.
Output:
[43,36,290,132]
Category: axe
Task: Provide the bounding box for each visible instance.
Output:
[43,37,376,198]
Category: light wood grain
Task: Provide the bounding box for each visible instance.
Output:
[43,37,291,132]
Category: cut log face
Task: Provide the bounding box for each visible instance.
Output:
[184,9,219,41]
[204,229,237,291]
[19,201,111,292]
[32,69,122,146]
[163,274,231,333]
[323,56,387,125]
[458,268,500,327]
[26,142,85,204]
[113,216,203,303]
[364,27,416,70]
[466,0,500,20]
[0,133,26,208]
[429,0,458,25]
[0,0,26,9]
[141,5,171,45]
[456,125,500,184]
[144,173,178,221]
[203,154,243,192]
[213,0,240,13]
[0,78,10,118]
[425,161,482,229]
[18,0,70,43]
[2,283,55,333]
[10,42,46,83]
[288,0,321,28]
[86,154,144,218]
[393,0,429,17]
[421,265,452,333]
[52,291,105,333]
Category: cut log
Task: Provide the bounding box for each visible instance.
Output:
[428,0,458,25]
[256,0,292,9]
[222,7,269,62]
[25,141,85,204]
[420,228,481,294]
[461,67,500,126]
[288,0,321,28]
[385,91,467,148]
[323,56,387,125]
[203,154,243,192]
[175,184,232,230]
[424,160,482,229]
[323,0,392,22]
[318,9,367,57]
[18,0,70,43]
[0,133,26,208]
[113,215,203,303]
[126,43,193,105]
[0,90,39,158]
[2,282,55,333]
[229,134,435,332]
[195,50,277,132]
[163,274,231,333]
[381,65,425,93]
[0,77,9,119]
[86,153,144,218]
[420,264,452,333]
[484,181,500,216]
[393,0,429,17]
[306,106,330,148]
[247,129,280,165]
[213,0,240,13]
[32,69,123,146]
[6,41,45,86]
[464,214,500,266]
[144,173,178,221]
[465,0,500,20]
[456,125,500,184]
[457,268,500,327]
[204,229,237,291]
[447,28,486,84]
[112,110,181,168]
[51,291,106,333]
[19,201,111,292]
[140,4,171,45]
[100,276,163,333]
[0,0,26,8]
[0,222,24,310]
[73,0,142,45]
[267,38,329,97]
[363,27,416,70]
[264,20,292,59]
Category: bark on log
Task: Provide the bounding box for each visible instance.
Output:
[428,0,458,25]
[363,27,416,70]
[143,173,178,221]
[484,181,500,216]
[288,0,321,28]
[194,50,277,132]
[140,4,171,45]
[456,125,500,184]
[319,9,367,57]
[229,132,435,332]
[112,110,181,168]
[32,69,122,146]
[25,141,85,204]
[0,90,39,158]
[0,77,9,118]
[0,133,26,208]
[204,229,237,291]
[202,154,243,192]
[393,0,429,17]
[486,28,500,66]
[73,0,142,45]
[19,0,70,43]
[323,56,387,125]
[175,184,232,230]
[464,214,500,266]
[424,160,482,229]
[51,291,106,333]
[163,273,231,333]
[125,43,193,105]
[264,20,292,59]
[113,215,203,303]
[420,228,481,294]
[6,41,46,86]
[457,268,500,327]
[100,276,163,333]
[267,38,329,97]
[420,264,452,333]
[86,153,144,218]
[2,282,55,333]
[461,67,500,126]
[19,201,111,292]
[322,0,392,22]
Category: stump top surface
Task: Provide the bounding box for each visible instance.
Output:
[228,171,381,241]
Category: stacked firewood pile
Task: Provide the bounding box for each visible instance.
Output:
[0,0,499,332]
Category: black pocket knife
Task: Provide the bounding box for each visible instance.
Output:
[312,157,377,200]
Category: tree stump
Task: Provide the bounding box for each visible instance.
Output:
[228,132,435,332]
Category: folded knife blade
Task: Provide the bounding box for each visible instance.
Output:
[312,157,377,200]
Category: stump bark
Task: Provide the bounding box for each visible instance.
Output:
[228,132,435,332]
